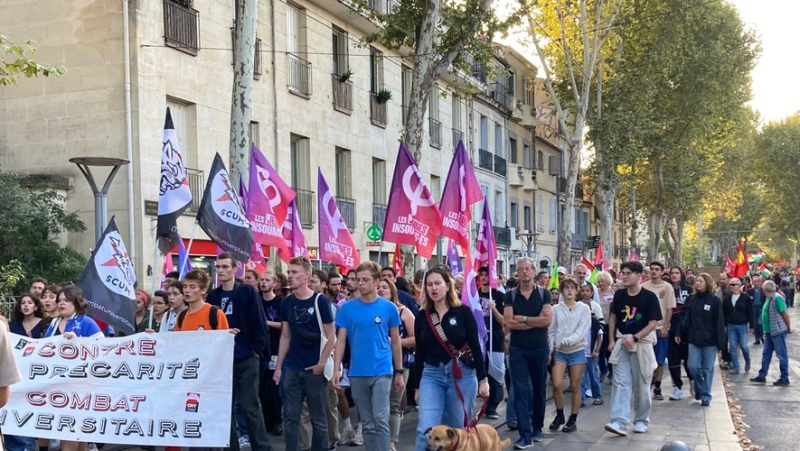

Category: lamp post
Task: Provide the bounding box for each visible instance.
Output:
[70,157,130,244]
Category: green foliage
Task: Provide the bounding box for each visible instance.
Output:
[0,35,65,86]
[0,260,25,319]
[376,88,393,103]
[0,171,86,286]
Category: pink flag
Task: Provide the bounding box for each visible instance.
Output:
[249,144,296,226]
[239,176,269,270]
[460,254,487,356]
[474,200,498,289]
[318,169,359,271]
[382,143,442,259]
[161,250,174,289]
[446,238,463,275]
[594,241,605,272]
[628,250,638,261]
[440,140,483,254]
[278,199,309,263]
[248,145,292,253]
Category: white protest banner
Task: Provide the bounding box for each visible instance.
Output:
[0,331,234,447]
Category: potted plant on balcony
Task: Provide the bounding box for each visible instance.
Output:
[339,68,353,83]
[376,88,392,104]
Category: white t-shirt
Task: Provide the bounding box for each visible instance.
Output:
[732,294,741,308]
[585,325,604,358]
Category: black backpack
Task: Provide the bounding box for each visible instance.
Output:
[177,305,220,330]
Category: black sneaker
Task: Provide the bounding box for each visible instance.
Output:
[485,412,500,420]
[549,414,565,431]
[653,389,664,401]
[750,376,767,383]
[562,418,577,433]
[701,400,710,407]
[507,422,518,431]
[774,379,790,386]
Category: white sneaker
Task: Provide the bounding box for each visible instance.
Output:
[339,428,355,445]
[689,384,695,397]
[352,430,364,446]
[238,435,251,448]
[633,422,648,433]
[669,387,684,400]
[604,421,627,436]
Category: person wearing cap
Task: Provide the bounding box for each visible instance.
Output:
[558,266,568,285]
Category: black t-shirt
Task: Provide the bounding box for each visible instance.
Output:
[479,288,505,351]
[611,287,662,336]
[262,295,283,355]
[413,305,487,382]
[505,286,552,349]
[279,293,334,371]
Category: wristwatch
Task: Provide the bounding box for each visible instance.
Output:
[394,369,404,375]
[633,336,639,343]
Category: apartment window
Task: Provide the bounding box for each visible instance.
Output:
[166,98,201,212]
[510,202,519,229]
[523,205,532,231]
[480,116,489,151]
[335,147,352,198]
[164,0,199,56]
[452,96,463,145]
[522,77,532,105]
[537,150,545,171]
[372,159,387,224]
[537,195,544,231]
[249,121,259,149]
[401,66,412,125]
[507,70,516,96]
[369,48,384,94]
[430,175,441,203]
[429,88,441,148]
[332,26,349,77]
[523,144,532,169]
[549,198,557,232]
[495,190,504,225]
[290,134,312,227]
[494,123,504,158]
[509,137,518,164]
[287,4,311,97]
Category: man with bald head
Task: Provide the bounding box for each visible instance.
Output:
[723,278,755,374]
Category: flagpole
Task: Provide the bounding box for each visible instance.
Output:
[179,221,199,277]
[147,237,161,330]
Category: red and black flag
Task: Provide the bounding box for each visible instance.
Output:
[157,107,193,254]
[196,153,254,263]
[77,216,137,335]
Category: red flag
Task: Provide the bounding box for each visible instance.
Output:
[278,199,309,263]
[581,256,596,273]
[393,242,404,277]
[474,200,498,289]
[318,169,359,271]
[724,253,735,276]
[440,140,483,254]
[248,144,292,254]
[594,241,606,271]
[161,250,174,289]
[734,241,748,278]
[382,143,442,259]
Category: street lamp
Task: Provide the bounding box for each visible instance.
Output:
[70,157,130,244]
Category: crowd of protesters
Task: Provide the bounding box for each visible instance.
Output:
[1,259,798,451]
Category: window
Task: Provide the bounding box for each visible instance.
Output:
[537,150,544,171]
[369,48,384,94]
[495,190,504,225]
[166,98,197,168]
[523,144,531,169]
[452,96,463,145]
[249,121,259,149]
[510,202,519,229]
[509,137,518,164]
[522,77,532,105]
[430,175,441,202]
[372,158,386,204]
[549,198,557,232]
[494,123,504,157]
[290,134,312,227]
[537,195,544,231]
[335,148,352,198]
[401,66,412,125]
[287,4,311,96]
[480,116,489,151]
[332,26,348,77]
[429,87,441,148]
[523,205,532,231]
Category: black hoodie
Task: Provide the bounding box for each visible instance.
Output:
[681,291,725,349]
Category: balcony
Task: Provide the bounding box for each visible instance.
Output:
[368,0,399,14]
[288,53,312,98]
[336,196,356,230]
[370,93,387,128]
[429,117,442,149]
[163,0,199,56]
[488,82,510,110]
[185,167,204,213]
[332,73,353,114]
[493,155,507,177]
[511,96,524,122]
[372,202,387,226]
[508,165,524,187]
[494,226,511,248]
[295,188,315,228]
[479,149,493,171]
[452,129,464,147]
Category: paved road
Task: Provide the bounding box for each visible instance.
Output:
[726,296,800,450]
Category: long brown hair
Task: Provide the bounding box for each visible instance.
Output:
[379,278,400,307]
[421,266,461,312]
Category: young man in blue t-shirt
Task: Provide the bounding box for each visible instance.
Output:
[274,256,336,451]
[333,261,404,451]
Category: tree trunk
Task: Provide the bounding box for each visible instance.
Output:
[593,58,616,261]
[229,0,258,185]
[647,159,666,262]
[629,163,638,257]
[559,133,582,268]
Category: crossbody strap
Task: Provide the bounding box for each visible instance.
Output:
[424,310,466,358]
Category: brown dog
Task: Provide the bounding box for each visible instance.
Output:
[425,424,511,451]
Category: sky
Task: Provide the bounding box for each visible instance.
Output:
[725,0,799,124]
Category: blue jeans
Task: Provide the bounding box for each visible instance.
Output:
[2,435,36,451]
[727,323,750,371]
[688,344,717,402]
[282,367,329,451]
[415,362,477,451]
[753,304,763,341]
[758,332,789,380]
[582,356,602,401]
[609,347,652,428]
[509,346,549,441]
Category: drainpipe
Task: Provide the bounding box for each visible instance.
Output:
[270,0,280,271]
[123,0,136,263]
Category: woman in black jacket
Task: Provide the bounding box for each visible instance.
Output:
[667,266,693,400]
[679,273,725,406]
[722,277,755,374]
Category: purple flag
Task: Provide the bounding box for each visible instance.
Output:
[318,169,359,271]
[460,254,487,357]
[447,239,463,275]
[440,140,483,254]
[248,145,293,252]
[475,200,498,289]
[278,199,309,263]
[177,238,192,279]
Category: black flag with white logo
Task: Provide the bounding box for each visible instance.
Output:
[157,107,193,255]
[196,153,254,262]
[77,217,137,335]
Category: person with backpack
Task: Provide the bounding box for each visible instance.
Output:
[207,253,272,451]
[173,269,228,332]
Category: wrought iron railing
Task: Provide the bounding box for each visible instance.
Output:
[368,0,398,14]
[494,226,511,247]
[452,129,464,147]
[479,149,493,171]
[288,53,312,97]
[295,188,315,227]
[493,155,507,177]
[164,0,200,56]
[372,203,387,226]
[332,73,353,113]
[185,167,204,213]
[429,117,442,149]
[336,197,356,230]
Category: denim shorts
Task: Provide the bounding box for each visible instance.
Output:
[654,334,669,365]
[553,349,587,366]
